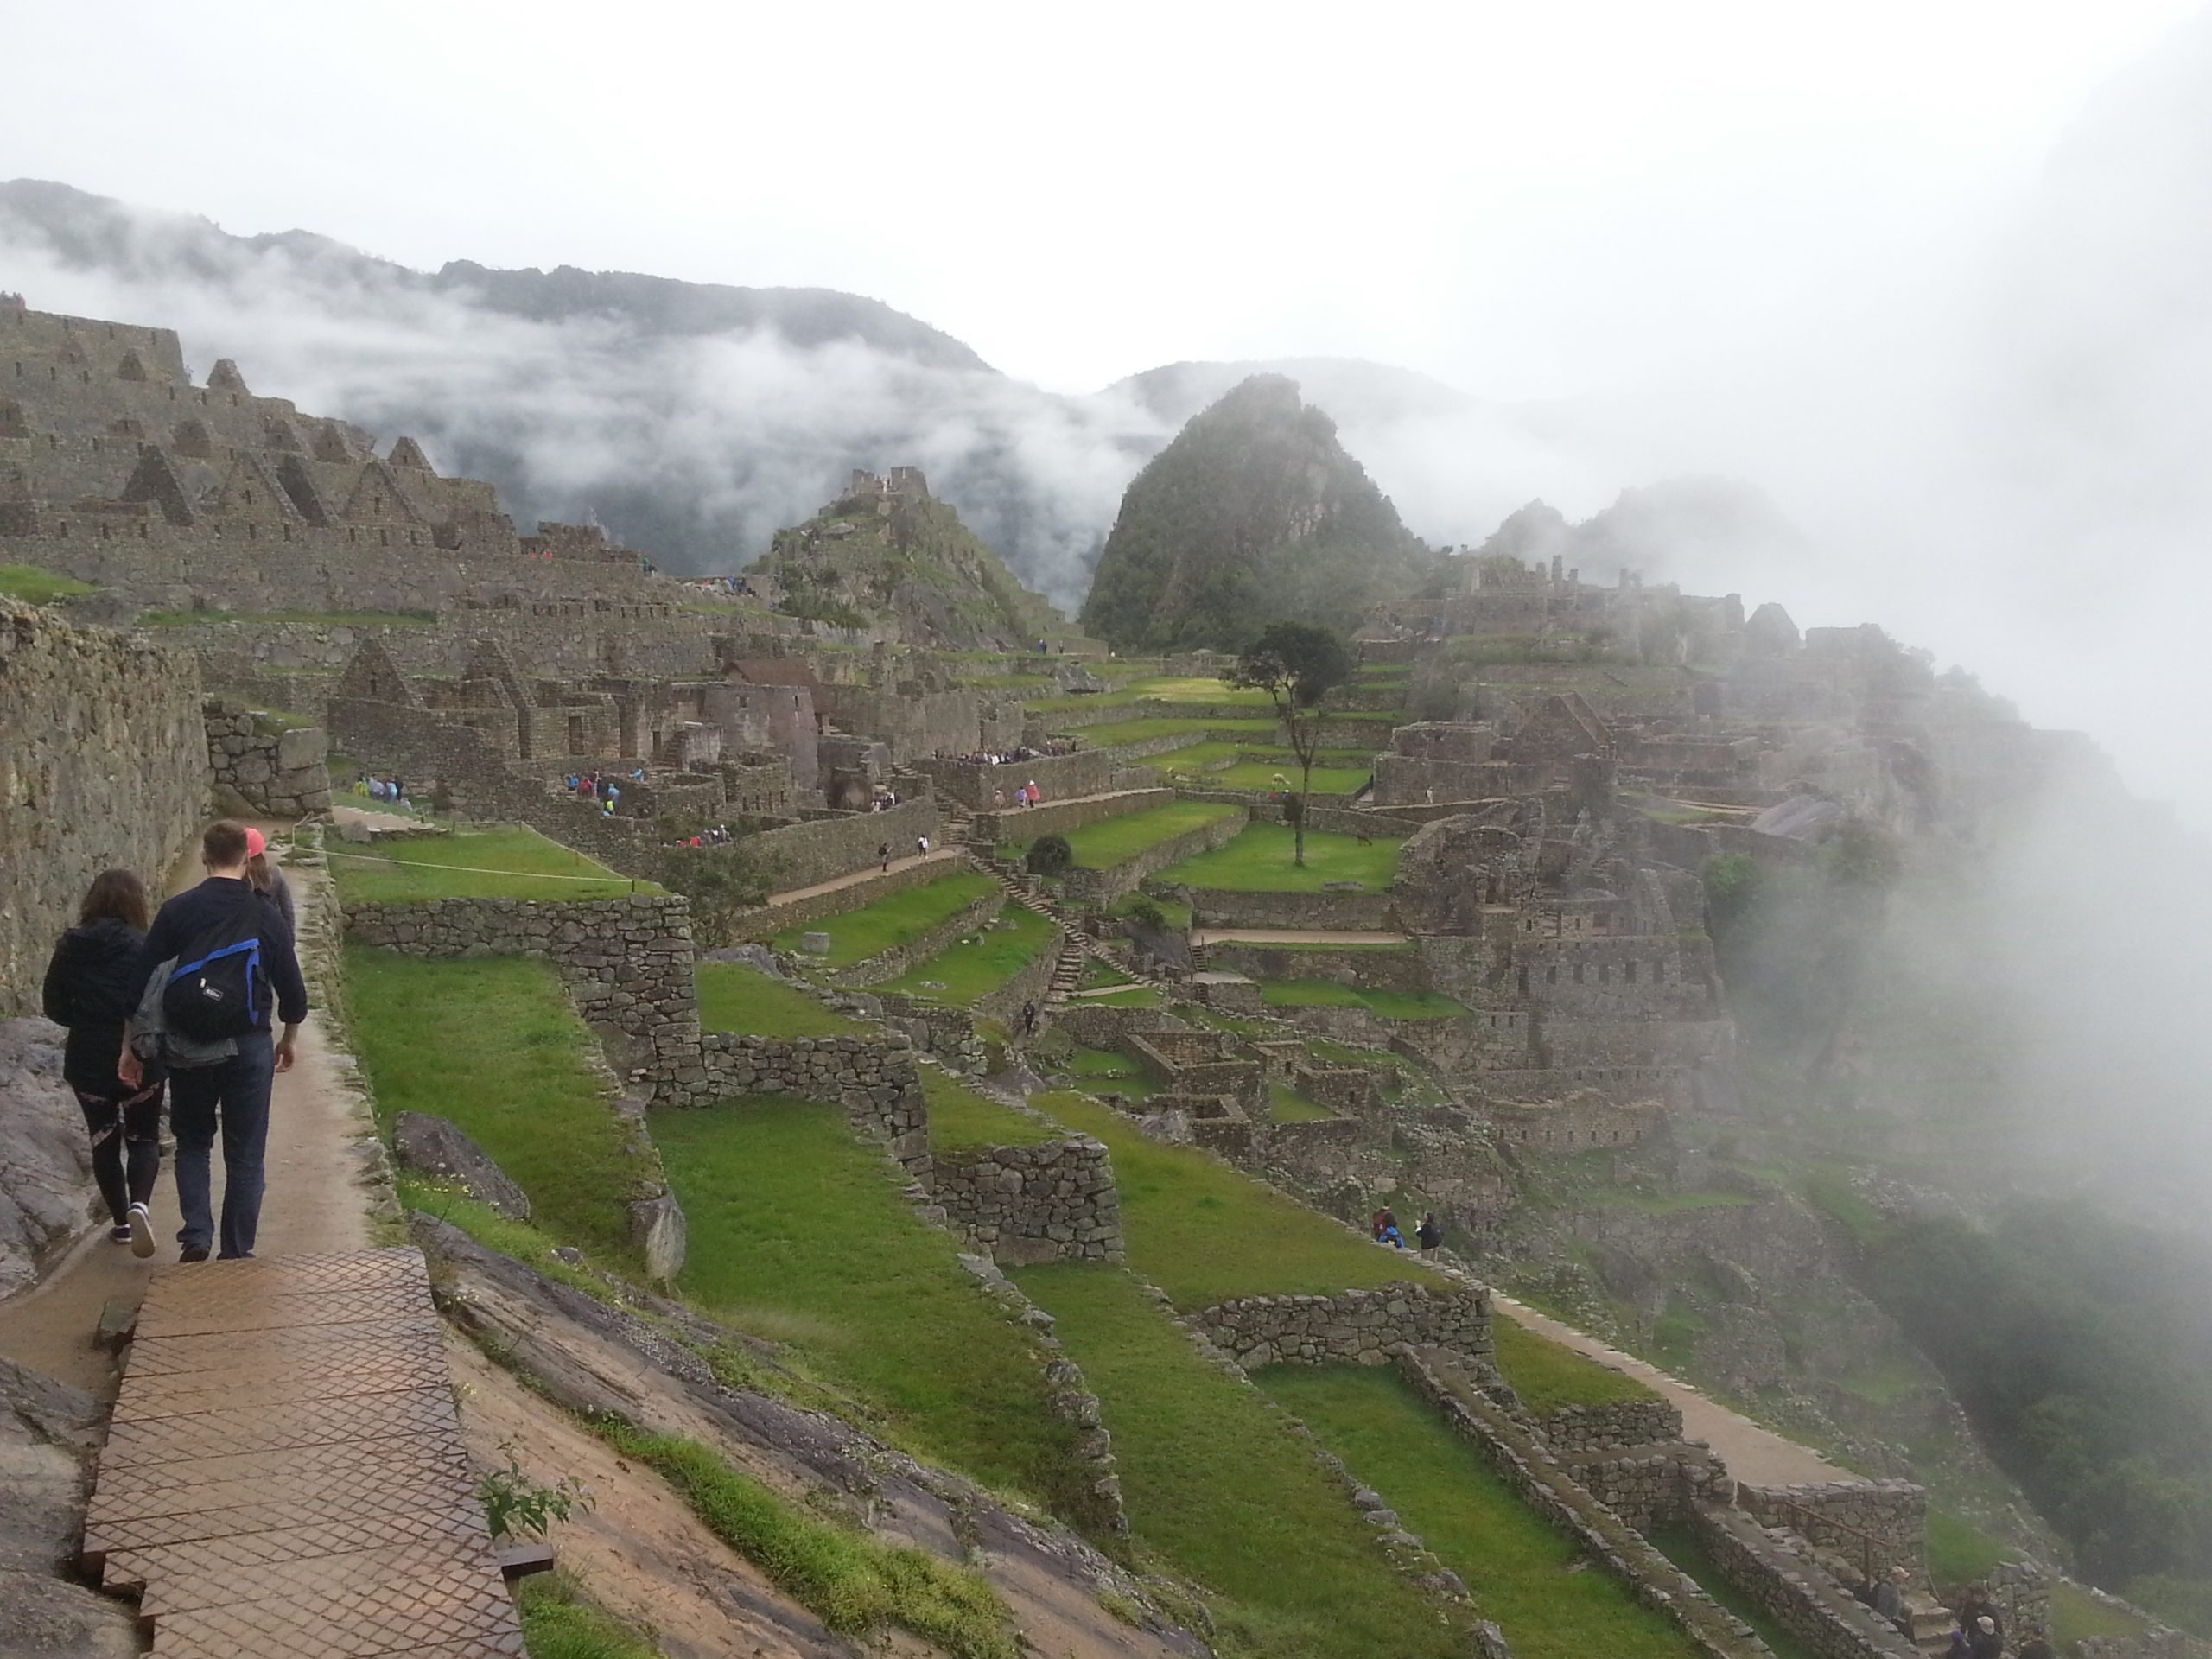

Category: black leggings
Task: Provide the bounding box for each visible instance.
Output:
[76,1083,164,1226]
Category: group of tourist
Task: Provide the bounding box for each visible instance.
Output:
[567,768,645,817]
[1368,1205,1443,1254]
[1865,1571,2050,1658]
[944,740,1075,766]
[866,787,904,812]
[41,821,310,1265]
[992,782,1046,810]
[352,772,414,812]
[670,823,737,849]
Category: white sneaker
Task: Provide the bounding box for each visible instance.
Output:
[127,1202,156,1260]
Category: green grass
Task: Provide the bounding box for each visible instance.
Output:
[1111,892,1192,931]
[1926,1507,2009,1586]
[1079,987,1164,1008]
[0,563,95,604]
[1490,1313,1657,1412]
[1027,1090,1444,1307]
[1077,957,1137,990]
[875,904,1058,1007]
[599,1427,1020,1659]
[346,949,639,1255]
[1258,981,1466,1020]
[1035,676,1279,715]
[2053,1580,2151,1646]
[514,1571,659,1659]
[1157,823,1407,893]
[770,872,998,968]
[1007,801,1241,870]
[648,1096,1086,1516]
[1207,763,1371,795]
[923,1069,1057,1148]
[1260,1367,1704,1659]
[329,826,652,903]
[1071,716,1281,747]
[696,962,863,1038]
[1267,1084,1336,1123]
[1014,1265,1465,1659]
[1645,1523,1819,1659]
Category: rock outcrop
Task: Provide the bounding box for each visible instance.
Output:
[0,1357,138,1658]
[0,1020,99,1294]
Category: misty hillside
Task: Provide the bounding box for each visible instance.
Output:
[1081,374,1440,648]
[1451,477,1815,590]
[1107,356,1478,429]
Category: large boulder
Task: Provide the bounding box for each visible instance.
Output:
[0,1357,139,1658]
[627,1190,687,1282]
[391,1112,531,1221]
[0,1020,99,1296]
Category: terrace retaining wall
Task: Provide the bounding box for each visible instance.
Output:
[971,786,1173,844]
[746,796,941,892]
[1061,806,1249,906]
[698,1033,931,1179]
[204,696,332,817]
[1688,1505,1922,1659]
[836,889,1005,988]
[1173,886,1402,932]
[727,853,964,940]
[1737,1481,1927,1579]
[913,749,1121,810]
[1187,1285,1491,1369]
[931,1138,1123,1264]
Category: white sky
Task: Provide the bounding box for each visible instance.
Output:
[3,0,2198,395]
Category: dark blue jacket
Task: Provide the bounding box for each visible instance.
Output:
[141,876,310,1031]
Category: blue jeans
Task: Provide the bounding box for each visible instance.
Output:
[169,1031,276,1259]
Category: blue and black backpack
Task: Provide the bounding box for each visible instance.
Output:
[162,893,268,1042]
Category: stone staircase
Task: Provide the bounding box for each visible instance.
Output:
[939,797,1175,1009]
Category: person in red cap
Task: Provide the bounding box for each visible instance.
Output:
[242,827,296,940]
[129,820,308,1262]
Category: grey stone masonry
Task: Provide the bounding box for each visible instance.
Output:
[932,1139,1123,1265]
[699,1033,931,1179]
[343,894,704,1097]
[204,696,331,818]
[1,599,205,1016]
[1536,1397,1687,1454]
[1189,1284,1492,1369]
[1688,1504,1921,1659]
[1737,1480,1927,1579]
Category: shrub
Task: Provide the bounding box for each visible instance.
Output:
[1026,834,1073,876]
[1124,896,1166,931]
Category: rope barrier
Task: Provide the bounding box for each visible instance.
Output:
[321,850,634,885]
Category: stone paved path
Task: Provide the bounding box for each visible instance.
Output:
[1491,1292,1847,1487]
[86,1249,522,1656]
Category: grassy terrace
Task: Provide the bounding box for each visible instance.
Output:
[696,962,863,1039]
[922,1068,1057,1149]
[650,1096,1090,1518]
[1014,1265,1468,1658]
[1206,762,1371,795]
[1262,1368,1705,1659]
[328,826,653,903]
[1259,981,1467,1020]
[346,949,639,1256]
[1156,823,1407,893]
[1027,675,1279,715]
[875,904,1057,1007]
[1004,800,1241,869]
[0,563,95,605]
[1071,715,1281,747]
[770,870,998,968]
[1267,1083,1336,1123]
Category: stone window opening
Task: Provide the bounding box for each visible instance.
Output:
[137,523,147,539]
[1625,961,1637,984]
[247,524,257,541]
[1573,963,1584,983]
[1546,965,1557,985]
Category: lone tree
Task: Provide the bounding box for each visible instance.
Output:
[1230,621,1353,867]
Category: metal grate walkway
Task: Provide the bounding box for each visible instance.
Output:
[83,1248,523,1656]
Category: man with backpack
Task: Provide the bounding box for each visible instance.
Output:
[125,821,308,1262]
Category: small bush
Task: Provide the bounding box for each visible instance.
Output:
[1124,897,1166,931]
[1026,834,1073,876]
[479,1440,592,1539]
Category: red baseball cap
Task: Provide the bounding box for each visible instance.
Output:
[245,827,267,859]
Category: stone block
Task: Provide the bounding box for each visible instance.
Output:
[391,1111,532,1222]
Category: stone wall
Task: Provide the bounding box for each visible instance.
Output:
[697,1033,931,1179]
[342,894,704,1098]
[725,854,958,940]
[1535,1396,1687,1453]
[1689,1504,1922,1659]
[872,994,993,1074]
[836,889,1004,988]
[1395,1347,1773,1659]
[969,786,1173,845]
[0,600,205,1014]
[931,1138,1123,1265]
[1173,886,1402,931]
[974,913,1065,1029]
[1188,1285,1492,1369]
[1061,805,1250,906]
[746,796,942,893]
[1738,1481,1927,1578]
[1198,943,1430,992]
[203,696,331,817]
[1561,1441,1717,1534]
[913,748,1122,810]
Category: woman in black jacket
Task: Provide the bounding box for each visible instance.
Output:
[41,868,166,1256]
